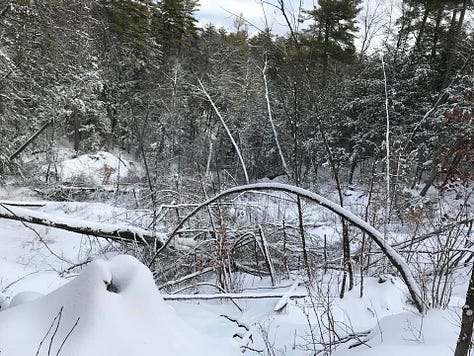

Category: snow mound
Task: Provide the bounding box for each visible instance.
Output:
[0,255,238,356]
[9,291,44,308]
[59,151,138,186]
[334,309,459,356]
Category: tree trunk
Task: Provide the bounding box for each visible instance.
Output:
[9,120,51,161]
[322,20,330,87]
[73,108,80,153]
[297,195,311,280]
[415,7,430,52]
[0,204,159,246]
[441,152,462,187]
[442,0,468,88]
[431,7,443,60]
[348,153,358,186]
[454,264,474,356]
[420,165,439,197]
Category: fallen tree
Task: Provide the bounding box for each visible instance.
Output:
[0,204,161,247]
[149,182,425,314]
[9,120,52,161]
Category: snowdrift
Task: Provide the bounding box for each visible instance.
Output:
[333,310,459,356]
[0,255,238,356]
[59,151,138,186]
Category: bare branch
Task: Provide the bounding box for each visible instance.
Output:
[150,183,425,313]
[198,78,249,184]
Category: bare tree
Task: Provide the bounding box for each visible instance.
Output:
[262,57,291,179]
[198,79,250,184]
[359,0,385,60]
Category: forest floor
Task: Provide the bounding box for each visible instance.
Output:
[0,151,471,355]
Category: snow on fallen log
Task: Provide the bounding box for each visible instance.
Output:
[274,277,303,312]
[151,182,425,314]
[0,200,48,207]
[0,204,161,247]
[158,267,214,290]
[163,291,307,301]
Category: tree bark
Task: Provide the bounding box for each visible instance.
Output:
[431,7,443,60]
[73,108,80,153]
[454,264,474,356]
[420,162,440,197]
[297,195,311,280]
[9,120,52,161]
[415,7,429,52]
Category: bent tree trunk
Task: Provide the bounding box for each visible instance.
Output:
[149,182,425,314]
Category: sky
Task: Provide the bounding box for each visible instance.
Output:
[194,0,400,51]
[196,0,318,36]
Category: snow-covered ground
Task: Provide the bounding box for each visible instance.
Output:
[0,152,472,355]
[0,255,238,356]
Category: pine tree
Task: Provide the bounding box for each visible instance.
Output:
[1,1,108,162]
[157,0,199,58]
[305,0,362,84]
[93,0,162,151]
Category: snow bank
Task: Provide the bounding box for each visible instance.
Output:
[334,309,459,356]
[0,255,238,356]
[8,291,44,308]
[59,151,138,186]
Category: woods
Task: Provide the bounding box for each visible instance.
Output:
[0,0,473,355]
[1,0,471,186]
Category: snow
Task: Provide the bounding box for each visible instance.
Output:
[0,169,471,355]
[333,309,459,356]
[59,151,139,186]
[8,290,43,307]
[162,182,425,313]
[0,255,239,356]
[0,203,158,245]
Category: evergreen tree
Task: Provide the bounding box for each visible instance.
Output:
[1,1,107,162]
[157,0,199,57]
[93,0,162,151]
[304,0,361,84]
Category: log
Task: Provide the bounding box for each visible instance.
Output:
[9,120,52,161]
[0,204,161,247]
[162,291,307,301]
[274,277,303,312]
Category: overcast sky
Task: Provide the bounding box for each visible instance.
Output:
[196,0,318,36]
[194,0,402,53]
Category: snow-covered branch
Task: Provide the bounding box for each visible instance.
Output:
[162,291,307,301]
[151,183,425,313]
[0,204,161,247]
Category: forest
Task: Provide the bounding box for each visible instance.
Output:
[0,0,473,355]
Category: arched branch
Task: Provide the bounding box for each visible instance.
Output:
[149,183,425,314]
